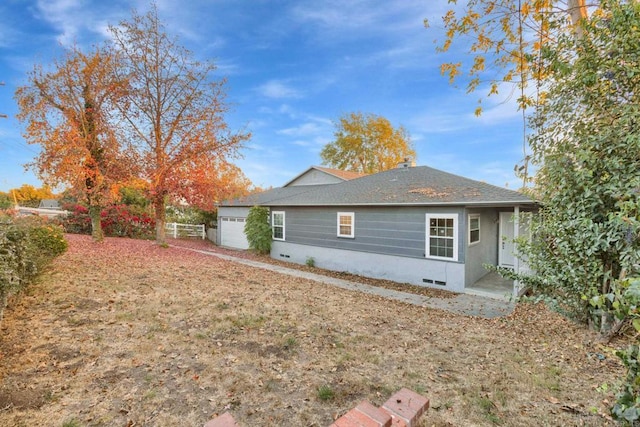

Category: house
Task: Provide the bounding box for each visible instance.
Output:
[38,199,61,210]
[217,163,536,295]
[216,166,365,249]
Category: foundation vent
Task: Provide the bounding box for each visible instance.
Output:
[423,278,446,286]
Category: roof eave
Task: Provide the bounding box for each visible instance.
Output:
[256,200,537,207]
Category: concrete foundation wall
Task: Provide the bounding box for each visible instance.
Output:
[271,241,466,293]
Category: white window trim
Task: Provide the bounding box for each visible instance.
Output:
[272,211,285,241]
[425,213,458,261]
[468,213,481,246]
[337,212,355,238]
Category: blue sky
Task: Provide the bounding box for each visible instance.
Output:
[0,0,529,193]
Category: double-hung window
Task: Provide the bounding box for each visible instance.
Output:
[272,211,285,241]
[426,214,458,261]
[337,212,355,238]
[468,214,481,245]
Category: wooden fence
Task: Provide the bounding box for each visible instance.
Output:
[165,222,206,239]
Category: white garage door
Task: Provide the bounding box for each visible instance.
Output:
[220,217,249,249]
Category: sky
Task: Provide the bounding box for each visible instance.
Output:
[0,0,530,193]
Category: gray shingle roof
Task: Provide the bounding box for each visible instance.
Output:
[222,166,535,207]
[281,165,366,187]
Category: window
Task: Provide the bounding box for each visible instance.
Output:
[426,214,458,261]
[272,211,285,241]
[337,212,355,238]
[469,214,480,245]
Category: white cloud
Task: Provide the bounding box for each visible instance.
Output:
[34,0,134,47]
[213,58,239,76]
[257,80,302,99]
[292,140,312,147]
[476,100,525,126]
[277,122,323,137]
[36,0,84,45]
[410,107,473,134]
[291,135,331,149]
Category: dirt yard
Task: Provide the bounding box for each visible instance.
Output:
[0,234,627,426]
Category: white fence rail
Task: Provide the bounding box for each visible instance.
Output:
[165,222,206,239]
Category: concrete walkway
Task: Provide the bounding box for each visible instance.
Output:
[177,246,515,319]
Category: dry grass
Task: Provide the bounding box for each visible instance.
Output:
[0,234,626,426]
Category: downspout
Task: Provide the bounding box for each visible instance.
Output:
[513,205,521,297]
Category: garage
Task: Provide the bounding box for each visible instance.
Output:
[219,217,250,249]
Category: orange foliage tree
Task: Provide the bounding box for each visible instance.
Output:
[431,0,589,113]
[166,157,253,212]
[15,46,132,241]
[109,5,250,243]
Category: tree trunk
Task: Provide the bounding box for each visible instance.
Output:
[154,196,166,245]
[88,204,104,242]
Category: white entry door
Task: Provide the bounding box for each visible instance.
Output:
[499,212,516,268]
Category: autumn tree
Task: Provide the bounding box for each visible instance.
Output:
[117,178,151,210]
[432,0,589,114]
[7,184,54,208]
[166,157,253,212]
[436,3,640,418]
[518,0,640,323]
[109,5,250,244]
[15,46,130,241]
[320,112,415,174]
[434,0,639,323]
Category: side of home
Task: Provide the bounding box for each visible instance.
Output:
[216,166,364,250]
[218,164,536,295]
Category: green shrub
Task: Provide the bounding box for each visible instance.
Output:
[0,220,32,295]
[613,344,640,425]
[26,221,68,261]
[244,206,272,255]
[0,214,68,322]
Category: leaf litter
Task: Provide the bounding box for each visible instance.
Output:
[0,234,627,426]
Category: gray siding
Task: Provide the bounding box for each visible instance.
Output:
[218,206,251,218]
[288,169,344,186]
[464,208,500,286]
[276,206,466,261]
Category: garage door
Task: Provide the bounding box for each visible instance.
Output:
[220,217,250,249]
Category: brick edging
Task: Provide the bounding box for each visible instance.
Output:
[204,388,429,427]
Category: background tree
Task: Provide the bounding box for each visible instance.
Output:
[166,156,253,212]
[7,184,55,208]
[117,178,151,211]
[15,46,130,241]
[320,112,415,174]
[109,5,250,244]
[0,192,13,210]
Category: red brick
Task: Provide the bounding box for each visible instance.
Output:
[203,412,239,427]
[389,416,407,427]
[354,401,392,427]
[331,401,391,427]
[381,388,429,427]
